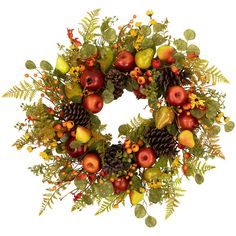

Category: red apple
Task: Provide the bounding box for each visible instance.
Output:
[112,177,129,194]
[114,50,135,71]
[80,67,104,91]
[136,147,156,168]
[82,153,101,174]
[178,112,198,130]
[66,137,87,158]
[166,86,187,106]
[83,94,104,113]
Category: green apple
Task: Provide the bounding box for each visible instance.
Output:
[76,126,92,143]
[129,190,144,205]
[56,55,70,74]
[135,48,154,69]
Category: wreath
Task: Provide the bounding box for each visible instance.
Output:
[3,9,234,227]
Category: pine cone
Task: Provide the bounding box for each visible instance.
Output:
[62,103,90,126]
[103,144,130,174]
[144,127,178,158]
[156,67,191,94]
[105,69,127,99]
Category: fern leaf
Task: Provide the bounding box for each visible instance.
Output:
[95,195,119,215]
[79,9,100,42]
[2,80,37,101]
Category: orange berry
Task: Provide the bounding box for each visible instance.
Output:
[110,178,115,182]
[24,73,29,78]
[186,111,191,116]
[134,67,142,75]
[183,103,191,110]
[131,144,139,152]
[79,64,85,72]
[53,80,58,85]
[38,80,42,84]
[182,163,188,175]
[113,204,119,208]
[50,98,54,102]
[129,19,134,24]
[137,139,144,147]
[41,93,45,97]
[178,109,183,113]
[183,152,191,159]
[62,122,67,127]
[42,73,46,79]
[150,108,154,113]
[33,73,38,77]
[133,14,137,19]
[137,76,146,85]
[124,139,131,146]
[57,131,64,138]
[54,124,62,131]
[51,186,57,191]
[59,95,64,99]
[127,24,131,28]
[126,148,132,154]
[66,121,74,130]
[148,76,153,82]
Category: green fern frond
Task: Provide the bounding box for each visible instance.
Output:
[186,58,229,85]
[39,184,67,215]
[79,9,101,42]
[188,160,215,175]
[95,195,119,215]
[130,114,152,129]
[2,80,37,101]
[13,135,29,148]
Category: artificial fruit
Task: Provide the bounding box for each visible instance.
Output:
[55,55,70,74]
[166,85,187,106]
[83,94,104,113]
[82,153,101,173]
[178,112,198,130]
[66,137,87,158]
[155,106,175,129]
[75,126,91,143]
[136,147,156,168]
[129,190,144,205]
[114,50,135,71]
[178,130,195,148]
[135,48,154,69]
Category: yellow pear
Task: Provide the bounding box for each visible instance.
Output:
[64,82,82,99]
[129,190,144,205]
[155,106,175,129]
[76,126,92,143]
[178,130,195,148]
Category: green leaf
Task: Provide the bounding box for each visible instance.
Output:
[125,78,139,92]
[102,28,117,43]
[152,34,167,46]
[149,189,162,204]
[94,181,114,198]
[174,39,187,51]
[106,80,115,93]
[98,47,114,73]
[166,123,178,136]
[208,125,221,136]
[134,204,146,218]
[154,156,168,168]
[141,38,154,49]
[224,121,235,132]
[190,109,206,119]
[187,44,200,55]
[184,29,196,40]
[40,60,53,71]
[25,60,36,70]
[195,174,204,184]
[74,179,87,190]
[83,195,93,205]
[118,124,131,136]
[140,25,151,36]
[145,216,157,227]
[102,90,114,104]
[69,140,81,149]
[153,22,165,32]
[130,175,142,191]
[80,44,97,60]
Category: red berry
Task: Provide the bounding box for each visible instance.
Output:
[183,152,191,159]
[182,163,188,176]
[151,59,161,69]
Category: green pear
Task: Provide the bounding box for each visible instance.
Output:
[56,55,70,74]
[178,130,195,148]
[143,168,161,182]
[135,48,154,69]
[98,47,114,73]
[129,190,144,205]
[64,82,82,100]
[155,106,175,129]
[76,126,92,143]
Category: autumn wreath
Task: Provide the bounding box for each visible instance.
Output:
[3,9,234,227]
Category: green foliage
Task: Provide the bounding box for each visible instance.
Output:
[224,121,235,132]
[184,29,196,40]
[39,184,67,215]
[80,43,98,59]
[40,60,53,71]
[102,80,115,103]
[79,9,101,42]
[145,216,157,227]
[25,60,36,69]
[149,189,162,204]
[95,194,120,215]
[188,160,215,176]
[2,80,37,101]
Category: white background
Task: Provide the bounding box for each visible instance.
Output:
[0,0,236,235]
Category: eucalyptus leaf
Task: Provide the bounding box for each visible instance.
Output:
[141,38,154,49]
[184,29,196,40]
[152,34,166,46]
[80,44,97,59]
[140,25,151,36]
[40,60,53,71]
[125,78,139,91]
[145,216,157,227]
[134,204,146,218]
[74,179,87,190]
[106,80,115,93]
[224,121,235,132]
[130,175,142,190]
[83,195,93,205]
[190,109,206,119]
[195,174,204,184]
[153,22,165,32]
[102,28,117,43]
[208,125,221,135]
[174,39,187,51]
[118,124,131,136]
[102,90,114,104]
[25,60,36,70]
[187,44,200,55]
[94,181,114,198]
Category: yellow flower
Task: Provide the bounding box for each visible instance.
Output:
[146,10,154,17]
[50,141,58,148]
[135,22,141,27]
[188,93,205,109]
[149,19,156,25]
[40,152,49,160]
[27,146,33,153]
[69,67,80,77]
[130,29,137,37]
